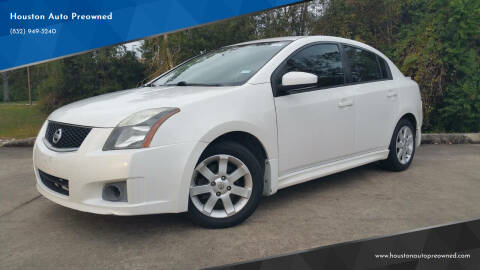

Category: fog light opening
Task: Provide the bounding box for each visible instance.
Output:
[109,186,121,198]
[102,181,127,202]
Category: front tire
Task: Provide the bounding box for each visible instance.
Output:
[381,119,416,171]
[188,141,264,228]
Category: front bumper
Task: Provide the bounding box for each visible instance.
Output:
[33,125,206,215]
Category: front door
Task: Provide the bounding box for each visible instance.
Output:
[272,43,356,176]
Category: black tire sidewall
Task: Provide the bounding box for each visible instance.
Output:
[187,141,264,228]
[386,119,416,171]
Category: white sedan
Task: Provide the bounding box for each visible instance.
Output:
[33,36,422,228]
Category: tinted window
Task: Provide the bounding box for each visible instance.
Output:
[344,46,382,82]
[152,41,290,86]
[378,56,391,79]
[282,44,345,88]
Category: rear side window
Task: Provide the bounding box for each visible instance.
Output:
[344,45,382,82]
[378,56,391,79]
[282,44,345,88]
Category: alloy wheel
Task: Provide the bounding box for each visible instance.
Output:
[395,126,414,165]
[190,154,253,218]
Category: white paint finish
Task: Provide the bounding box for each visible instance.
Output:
[33,36,423,216]
[274,85,356,176]
[278,149,389,189]
[353,80,399,152]
[281,71,318,86]
[395,78,423,146]
[34,131,206,214]
[48,86,241,128]
[151,83,279,159]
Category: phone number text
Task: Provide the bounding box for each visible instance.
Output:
[10,28,57,35]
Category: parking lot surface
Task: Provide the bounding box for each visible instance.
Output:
[1,145,479,269]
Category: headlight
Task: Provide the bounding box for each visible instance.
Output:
[103,107,180,150]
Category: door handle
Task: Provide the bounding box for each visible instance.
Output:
[338,98,354,108]
[387,90,398,98]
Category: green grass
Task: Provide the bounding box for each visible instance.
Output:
[0,102,46,139]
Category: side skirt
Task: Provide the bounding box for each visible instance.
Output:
[277,149,389,190]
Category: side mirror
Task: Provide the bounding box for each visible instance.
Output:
[281,71,318,87]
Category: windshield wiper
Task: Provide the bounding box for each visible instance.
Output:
[176,81,188,86]
[173,81,223,86]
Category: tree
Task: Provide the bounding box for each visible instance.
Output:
[37,45,145,113]
[255,1,320,38]
[140,1,322,82]
[0,63,50,102]
[313,0,480,132]
[5,0,480,132]
[394,0,480,131]
[313,0,405,53]
[141,15,257,81]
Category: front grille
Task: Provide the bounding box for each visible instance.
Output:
[45,121,91,150]
[38,170,69,196]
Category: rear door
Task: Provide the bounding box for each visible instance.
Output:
[342,45,398,153]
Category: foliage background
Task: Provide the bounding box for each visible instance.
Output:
[1,0,479,133]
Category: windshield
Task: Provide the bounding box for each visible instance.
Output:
[151,41,290,86]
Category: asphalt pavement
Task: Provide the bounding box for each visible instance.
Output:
[1,145,479,269]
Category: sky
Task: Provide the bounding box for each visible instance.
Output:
[123,40,143,57]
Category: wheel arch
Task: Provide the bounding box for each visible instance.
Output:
[390,110,419,139]
[199,123,279,196]
[399,113,417,131]
[198,121,277,161]
[390,111,421,148]
[208,131,269,164]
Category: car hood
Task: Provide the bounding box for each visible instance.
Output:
[48,85,236,127]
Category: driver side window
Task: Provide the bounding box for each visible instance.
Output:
[280,44,345,89]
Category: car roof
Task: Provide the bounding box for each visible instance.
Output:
[233,35,390,60]
[230,36,306,46]
[229,36,380,51]
[240,36,404,83]
[232,35,376,46]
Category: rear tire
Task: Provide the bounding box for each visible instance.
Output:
[381,119,416,171]
[187,141,263,228]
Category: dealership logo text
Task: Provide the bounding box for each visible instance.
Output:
[10,12,113,21]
